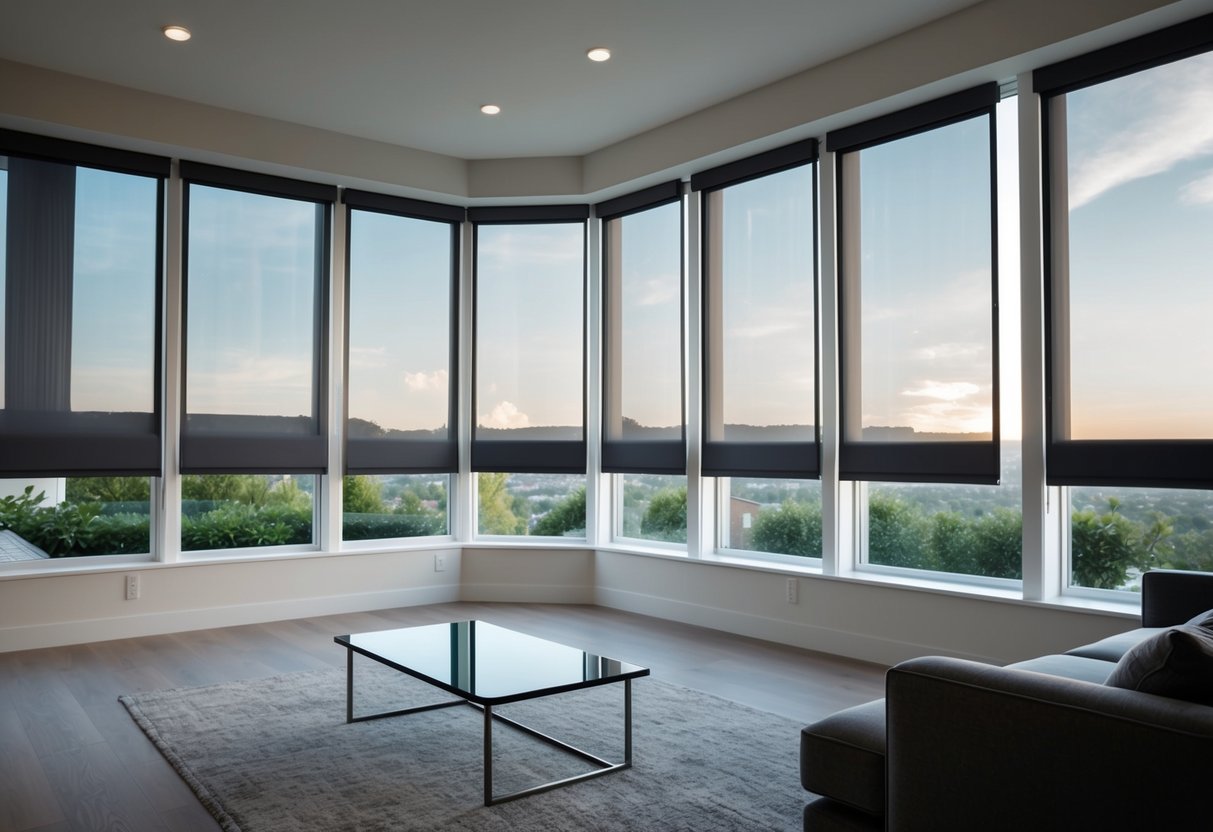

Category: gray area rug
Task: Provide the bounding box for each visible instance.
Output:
[121,663,808,831]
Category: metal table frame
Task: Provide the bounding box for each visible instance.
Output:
[342,647,635,806]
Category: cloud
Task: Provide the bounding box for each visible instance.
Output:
[403,369,448,392]
[1068,54,1213,209]
[901,381,980,402]
[912,342,984,361]
[730,320,799,339]
[902,400,993,435]
[479,400,530,429]
[634,276,679,307]
[348,346,386,368]
[1180,167,1213,205]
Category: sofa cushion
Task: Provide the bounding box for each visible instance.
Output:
[1186,607,1213,630]
[1005,653,1115,684]
[1105,624,1213,705]
[1065,627,1165,662]
[800,698,885,816]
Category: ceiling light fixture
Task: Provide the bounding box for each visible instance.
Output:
[586,47,611,62]
[480,104,501,115]
[162,24,192,42]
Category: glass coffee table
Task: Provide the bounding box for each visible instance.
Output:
[334,620,650,806]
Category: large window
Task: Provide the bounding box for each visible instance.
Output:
[181,164,333,551]
[618,474,688,544]
[720,477,821,560]
[1036,14,1213,587]
[830,85,999,485]
[342,191,460,541]
[1,477,151,560]
[477,473,585,538]
[470,207,588,475]
[695,140,819,479]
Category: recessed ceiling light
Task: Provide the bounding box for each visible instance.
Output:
[480,104,501,115]
[162,24,192,42]
[587,47,611,62]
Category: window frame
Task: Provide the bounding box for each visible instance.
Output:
[179,161,335,475]
[342,189,463,475]
[596,180,686,475]
[828,83,1001,485]
[1036,12,1213,490]
[0,128,169,477]
[468,204,590,475]
[692,138,822,479]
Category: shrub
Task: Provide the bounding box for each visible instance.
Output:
[750,500,822,557]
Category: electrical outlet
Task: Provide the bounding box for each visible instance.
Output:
[434,553,446,572]
[785,577,798,605]
[125,573,140,601]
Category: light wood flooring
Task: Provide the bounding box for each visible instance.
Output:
[0,602,886,832]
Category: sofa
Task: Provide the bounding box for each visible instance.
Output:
[800,569,1213,831]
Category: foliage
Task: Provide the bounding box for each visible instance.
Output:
[477,473,527,535]
[341,512,446,541]
[641,487,687,543]
[66,477,151,503]
[867,492,929,568]
[181,503,311,551]
[750,499,822,557]
[0,486,149,556]
[1071,498,1170,589]
[532,487,586,537]
[343,476,385,514]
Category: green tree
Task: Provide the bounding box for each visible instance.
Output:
[343,475,385,514]
[928,511,974,575]
[1071,498,1170,589]
[970,508,1023,579]
[641,486,687,543]
[532,487,586,537]
[477,473,526,535]
[867,492,930,568]
[750,500,822,557]
[65,476,150,503]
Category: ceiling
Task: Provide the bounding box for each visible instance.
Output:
[0,0,988,160]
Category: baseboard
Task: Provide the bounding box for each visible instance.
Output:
[594,586,998,666]
[459,582,595,605]
[0,584,461,653]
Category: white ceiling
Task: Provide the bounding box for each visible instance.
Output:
[0,0,988,160]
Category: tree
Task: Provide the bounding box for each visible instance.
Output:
[65,476,150,503]
[532,487,586,537]
[343,475,385,514]
[867,492,929,568]
[477,472,526,535]
[750,500,822,557]
[641,487,687,543]
[1071,498,1170,589]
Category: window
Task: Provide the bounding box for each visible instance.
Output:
[342,190,460,541]
[720,478,821,560]
[181,162,334,476]
[829,85,999,484]
[0,130,167,478]
[181,474,314,552]
[477,473,585,538]
[695,140,819,478]
[1036,13,1213,587]
[1,477,151,560]
[598,182,685,474]
[470,206,588,474]
[618,474,687,544]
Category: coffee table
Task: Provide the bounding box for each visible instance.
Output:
[334,620,650,806]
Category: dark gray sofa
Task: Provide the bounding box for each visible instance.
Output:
[800,570,1213,831]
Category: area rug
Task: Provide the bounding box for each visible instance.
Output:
[121,663,809,831]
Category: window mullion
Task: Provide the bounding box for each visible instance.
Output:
[159,165,185,564]
[819,148,844,575]
[685,186,709,556]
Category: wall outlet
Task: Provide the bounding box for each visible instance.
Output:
[125,573,140,601]
[434,553,446,572]
[786,577,798,605]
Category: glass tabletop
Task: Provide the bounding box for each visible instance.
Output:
[335,620,649,705]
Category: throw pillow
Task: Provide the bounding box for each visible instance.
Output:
[1105,625,1213,706]
[1185,607,1213,631]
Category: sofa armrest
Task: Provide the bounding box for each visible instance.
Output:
[1142,568,1213,626]
[886,656,1213,831]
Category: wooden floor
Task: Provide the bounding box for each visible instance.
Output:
[0,602,886,832]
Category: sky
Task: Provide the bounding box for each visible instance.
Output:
[1063,51,1213,440]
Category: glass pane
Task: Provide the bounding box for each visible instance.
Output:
[867,443,1022,578]
[71,168,158,414]
[606,202,681,440]
[181,474,314,551]
[186,185,319,427]
[342,474,449,540]
[707,165,815,441]
[847,116,993,442]
[477,473,585,537]
[1070,486,1213,590]
[618,474,687,544]
[0,477,151,558]
[347,210,452,438]
[475,224,583,441]
[721,477,821,558]
[1060,52,1213,440]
